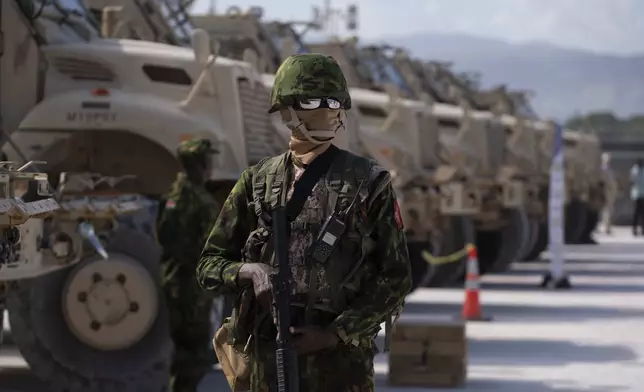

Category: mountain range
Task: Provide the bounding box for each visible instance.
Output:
[369,31,644,121]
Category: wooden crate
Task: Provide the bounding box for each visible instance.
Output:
[388,314,467,388]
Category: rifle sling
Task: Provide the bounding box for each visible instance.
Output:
[285,144,339,220]
[258,145,340,265]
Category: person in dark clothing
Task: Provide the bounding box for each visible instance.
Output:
[630,159,644,236]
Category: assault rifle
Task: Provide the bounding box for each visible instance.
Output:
[271,206,299,392]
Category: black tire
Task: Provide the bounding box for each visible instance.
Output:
[524,221,548,261]
[424,216,474,287]
[474,230,501,275]
[565,199,588,244]
[6,228,172,392]
[0,306,4,347]
[487,209,531,273]
[578,208,600,244]
[407,240,434,292]
[517,218,540,262]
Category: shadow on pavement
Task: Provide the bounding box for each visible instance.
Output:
[194,367,632,392]
[510,263,644,273]
[569,242,644,252]
[468,338,637,366]
[481,281,644,294]
[563,257,644,265]
[376,376,629,392]
[506,267,644,279]
[401,302,644,323]
[0,368,47,392]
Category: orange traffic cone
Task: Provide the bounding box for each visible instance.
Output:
[461,244,492,321]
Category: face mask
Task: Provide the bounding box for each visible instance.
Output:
[279,107,345,145]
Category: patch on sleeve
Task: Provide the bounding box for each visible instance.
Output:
[165,200,176,209]
[393,199,404,231]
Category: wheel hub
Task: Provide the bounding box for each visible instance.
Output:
[62,254,159,351]
[85,277,131,326]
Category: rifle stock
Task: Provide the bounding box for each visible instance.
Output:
[271,206,299,392]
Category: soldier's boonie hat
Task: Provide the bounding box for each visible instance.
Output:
[268,53,352,113]
[177,138,218,159]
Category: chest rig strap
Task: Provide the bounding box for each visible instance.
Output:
[251,156,274,224]
[266,153,290,210]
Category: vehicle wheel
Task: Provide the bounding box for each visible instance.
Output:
[6,228,172,392]
[565,199,588,244]
[474,229,500,275]
[517,217,540,262]
[523,221,548,261]
[424,216,474,287]
[0,306,4,347]
[407,240,434,292]
[578,208,600,244]
[487,209,530,273]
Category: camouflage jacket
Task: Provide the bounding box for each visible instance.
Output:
[197,148,412,345]
[158,172,220,281]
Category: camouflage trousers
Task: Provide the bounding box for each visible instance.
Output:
[249,338,376,392]
[163,276,215,392]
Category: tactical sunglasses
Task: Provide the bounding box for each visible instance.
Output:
[293,97,342,110]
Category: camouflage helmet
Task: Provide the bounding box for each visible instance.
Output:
[268,53,352,114]
[177,138,217,160]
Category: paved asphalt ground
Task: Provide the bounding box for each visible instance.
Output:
[2,227,644,391]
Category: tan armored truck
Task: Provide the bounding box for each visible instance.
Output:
[192,9,479,288]
[470,85,544,270]
[418,61,604,254]
[2,0,288,390]
[359,45,537,278]
[512,122,604,262]
[479,90,604,249]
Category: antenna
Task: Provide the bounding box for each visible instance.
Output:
[209,0,216,14]
[315,1,359,40]
[347,4,358,31]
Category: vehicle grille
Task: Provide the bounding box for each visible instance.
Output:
[51,57,116,82]
[237,78,287,165]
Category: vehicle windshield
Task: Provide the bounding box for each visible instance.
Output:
[425,72,451,99]
[362,57,386,85]
[363,54,413,95]
[57,0,100,26]
[380,59,413,96]
[269,31,309,55]
[515,102,539,118]
[156,0,195,46]
[36,0,100,39]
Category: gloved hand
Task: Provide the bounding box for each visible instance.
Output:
[238,263,275,311]
[290,326,340,355]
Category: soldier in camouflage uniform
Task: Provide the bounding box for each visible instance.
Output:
[157,138,221,392]
[197,54,412,392]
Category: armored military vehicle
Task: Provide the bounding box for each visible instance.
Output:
[2,0,288,390]
[366,46,537,276]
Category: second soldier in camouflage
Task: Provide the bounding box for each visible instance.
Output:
[157,138,221,392]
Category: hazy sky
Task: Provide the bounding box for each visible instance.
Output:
[191,0,643,55]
